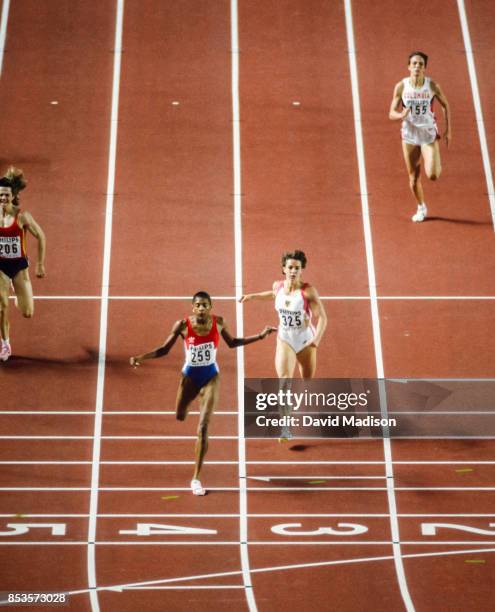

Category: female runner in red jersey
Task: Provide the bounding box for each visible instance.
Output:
[130,291,276,495]
[0,168,46,361]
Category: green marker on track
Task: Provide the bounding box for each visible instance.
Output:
[455,468,474,473]
[465,559,485,564]
[308,480,326,485]
[161,495,180,501]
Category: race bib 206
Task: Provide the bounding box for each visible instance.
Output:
[0,236,21,259]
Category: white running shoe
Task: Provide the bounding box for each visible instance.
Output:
[0,342,11,362]
[412,203,427,223]
[190,479,206,496]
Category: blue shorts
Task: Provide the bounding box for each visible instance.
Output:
[0,257,29,280]
[182,363,219,390]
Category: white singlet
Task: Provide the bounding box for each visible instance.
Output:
[401,77,438,146]
[274,281,315,354]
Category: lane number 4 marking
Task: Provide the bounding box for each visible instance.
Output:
[119,523,218,536]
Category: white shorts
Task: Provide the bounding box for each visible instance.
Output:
[278,326,315,354]
[401,121,438,146]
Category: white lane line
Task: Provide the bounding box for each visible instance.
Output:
[5,434,495,440]
[0,512,495,519]
[344,1,413,610]
[0,0,10,77]
[3,513,495,518]
[0,461,235,465]
[0,411,237,415]
[123,586,245,590]
[14,294,495,300]
[0,435,237,440]
[99,460,236,464]
[231,1,256,611]
[3,486,495,492]
[325,296,495,300]
[98,460,235,464]
[247,462,495,466]
[2,541,495,547]
[5,435,495,440]
[87,2,124,611]
[1,459,494,466]
[108,296,235,300]
[380,412,495,415]
[0,461,93,465]
[0,411,96,415]
[457,0,495,228]
[384,437,495,440]
[247,475,386,480]
[7,295,236,300]
[377,296,495,300]
[102,411,237,415]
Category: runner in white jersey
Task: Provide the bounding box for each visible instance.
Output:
[401,76,438,145]
[389,51,451,222]
[274,280,315,353]
[241,250,327,379]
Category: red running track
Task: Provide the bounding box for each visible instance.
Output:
[1,1,495,610]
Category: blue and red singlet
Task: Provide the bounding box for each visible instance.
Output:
[0,212,29,279]
[182,316,220,389]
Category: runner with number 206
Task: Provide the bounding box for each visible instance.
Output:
[0,239,20,258]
